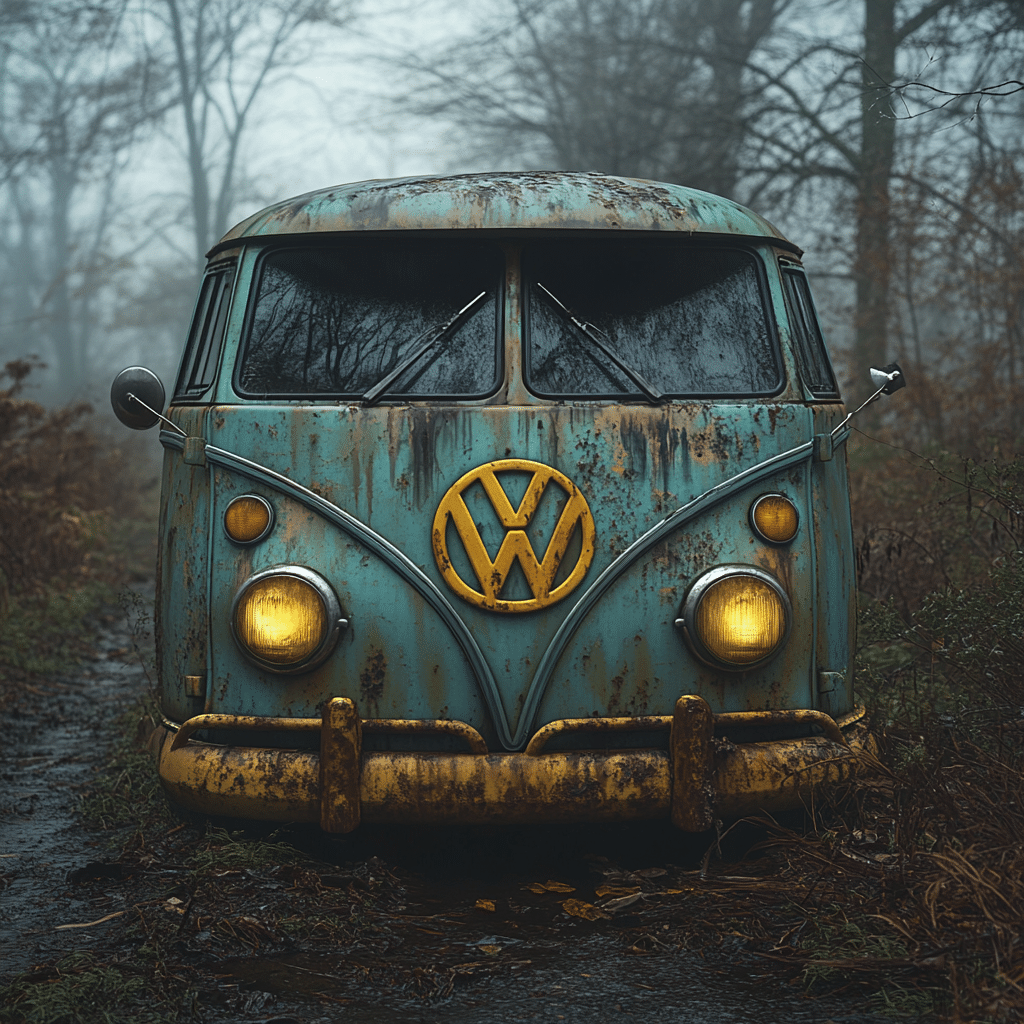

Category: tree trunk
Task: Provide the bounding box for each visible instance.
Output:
[48,130,78,400]
[854,0,897,371]
[165,0,211,271]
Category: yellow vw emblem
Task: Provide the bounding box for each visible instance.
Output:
[432,459,596,613]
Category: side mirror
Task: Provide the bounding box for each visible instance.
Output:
[110,366,166,430]
[869,362,906,395]
[831,362,908,440]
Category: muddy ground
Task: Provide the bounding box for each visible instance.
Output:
[0,595,895,1023]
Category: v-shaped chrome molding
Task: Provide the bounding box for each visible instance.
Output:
[161,426,849,751]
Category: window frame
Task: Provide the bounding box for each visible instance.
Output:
[780,265,841,402]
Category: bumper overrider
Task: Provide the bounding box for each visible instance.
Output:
[149,697,874,832]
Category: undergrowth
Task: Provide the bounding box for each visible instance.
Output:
[761,438,1024,1020]
[0,953,165,1024]
[0,359,158,704]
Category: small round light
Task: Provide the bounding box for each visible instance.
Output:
[224,495,274,544]
[750,494,799,544]
[681,566,791,670]
[232,567,342,673]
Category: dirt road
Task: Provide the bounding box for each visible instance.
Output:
[1,596,891,1023]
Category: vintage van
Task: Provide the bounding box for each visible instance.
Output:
[112,171,902,833]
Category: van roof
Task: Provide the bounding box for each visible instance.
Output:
[213,171,801,255]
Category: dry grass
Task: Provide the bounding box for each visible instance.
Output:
[732,431,1024,1020]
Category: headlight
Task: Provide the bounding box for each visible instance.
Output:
[224,494,275,544]
[232,566,344,673]
[679,566,790,670]
[749,493,799,544]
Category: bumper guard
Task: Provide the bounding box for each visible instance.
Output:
[152,696,873,832]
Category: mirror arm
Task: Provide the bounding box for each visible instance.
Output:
[829,383,887,439]
[830,363,906,440]
[127,392,187,437]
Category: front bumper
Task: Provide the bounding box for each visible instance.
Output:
[151,696,874,832]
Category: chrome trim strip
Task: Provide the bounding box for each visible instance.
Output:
[517,430,849,746]
[160,430,515,749]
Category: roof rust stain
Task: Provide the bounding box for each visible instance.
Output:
[212,171,799,255]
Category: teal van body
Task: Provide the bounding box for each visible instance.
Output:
[140,172,869,830]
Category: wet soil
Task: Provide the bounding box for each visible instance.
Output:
[0,597,893,1023]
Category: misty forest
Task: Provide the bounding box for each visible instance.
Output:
[2,0,1024,1020]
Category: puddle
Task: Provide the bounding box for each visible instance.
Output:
[0,599,151,977]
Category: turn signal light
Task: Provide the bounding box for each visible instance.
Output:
[224,494,274,544]
[750,494,799,544]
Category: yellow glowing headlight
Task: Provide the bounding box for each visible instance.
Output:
[750,493,799,544]
[681,567,790,669]
[232,567,343,672]
[224,494,274,544]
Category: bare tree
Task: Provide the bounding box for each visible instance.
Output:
[0,0,160,397]
[743,0,1024,371]
[148,0,357,269]
[395,0,788,200]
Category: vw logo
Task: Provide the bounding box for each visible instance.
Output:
[432,459,596,613]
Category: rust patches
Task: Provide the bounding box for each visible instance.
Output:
[525,715,671,755]
[320,698,362,832]
[217,172,798,252]
[153,709,872,829]
[607,667,626,715]
[670,695,715,830]
[359,648,387,713]
[687,420,732,465]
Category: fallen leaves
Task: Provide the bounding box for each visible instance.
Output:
[594,884,640,898]
[525,879,575,894]
[562,899,610,921]
[601,892,642,912]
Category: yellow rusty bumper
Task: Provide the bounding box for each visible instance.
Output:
[151,696,874,832]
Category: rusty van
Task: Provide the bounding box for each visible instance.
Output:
[111,171,904,833]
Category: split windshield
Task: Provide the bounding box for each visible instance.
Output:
[525,242,781,398]
[236,239,783,400]
[237,241,503,399]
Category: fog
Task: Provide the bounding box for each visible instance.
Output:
[1,0,1021,448]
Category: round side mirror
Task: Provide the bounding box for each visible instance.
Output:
[110,366,166,430]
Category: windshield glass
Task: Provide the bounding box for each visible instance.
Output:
[525,242,781,398]
[237,241,502,399]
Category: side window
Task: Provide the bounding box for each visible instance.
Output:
[781,269,840,400]
[174,262,236,401]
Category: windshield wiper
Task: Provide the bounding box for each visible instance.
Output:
[361,291,489,405]
[536,282,663,404]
